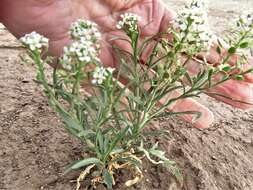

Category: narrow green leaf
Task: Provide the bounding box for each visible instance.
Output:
[163,160,183,183]
[228,47,236,54]
[143,129,170,139]
[239,42,249,49]
[104,126,130,161]
[222,65,231,72]
[216,46,222,54]
[155,111,202,122]
[207,67,214,87]
[184,72,193,86]
[205,92,253,106]
[103,138,109,154]
[217,38,224,48]
[148,146,183,183]
[97,130,104,154]
[50,103,83,137]
[234,75,244,80]
[64,158,101,174]
[103,169,113,189]
[77,129,95,138]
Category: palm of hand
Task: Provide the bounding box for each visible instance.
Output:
[1,0,253,128]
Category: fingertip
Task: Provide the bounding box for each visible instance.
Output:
[173,99,214,129]
[192,108,214,129]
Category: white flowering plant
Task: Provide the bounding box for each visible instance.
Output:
[20,0,253,189]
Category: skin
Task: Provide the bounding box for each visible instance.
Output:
[1,0,253,128]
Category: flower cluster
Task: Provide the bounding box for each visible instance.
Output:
[62,20,101,66]
[20,31,49,51]
[63,39,98,63]
[70,19,102,43]
[237,13,253,33]
[175,0,214,51]
[91,66,115,85]
[116,13,141,32]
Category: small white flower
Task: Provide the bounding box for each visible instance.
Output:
[241,13,253,26]
[70,19,101,43]
[91,66,115,85]
[116,13,141,32]
[178,22,187,31]
[237,12,253,32]
[61,19,103,69]
[107,67,115,74]
[92,66,107,85]
[175,0,214,51]
[63,39,98,63]
[20,31,49,51]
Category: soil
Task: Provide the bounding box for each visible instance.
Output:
[1,1,253,190]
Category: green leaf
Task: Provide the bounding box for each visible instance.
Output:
[163,160,183,184]
[64,158,101,174]
[205,92,253,106]
[228,47,236,54]
[207,67,214,87]
[242,68,253,75]
[103,138,109,154]
[216,46,222,54]
[149,149,166,159]
[155,111,202,122]
[240,42,249,49]
[139,142,183,183]
[187,17,194,25]
[128,94,143,106]
[143,129,171,139]
[103,126,130,161]
[222,65,231,72]
[149,146,183,183]
[53,103,83,137]
[222,75,229,81]
[234,75,244,81]
[175,44,183,52]
[103,169,113,189]
[217,38,224,48]
[77,129,95,138]
[184,72,193,86]
[97,130,104,154]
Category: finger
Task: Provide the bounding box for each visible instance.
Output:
[206,80,253,110]
[159,90,214,129]
[184,56,253,109]
[198,46,253,83]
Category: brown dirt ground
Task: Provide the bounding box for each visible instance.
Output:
[1,1,253,190]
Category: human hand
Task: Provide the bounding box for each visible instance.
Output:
[1,0,252,128]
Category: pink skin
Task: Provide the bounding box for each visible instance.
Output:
[1,0,253,128]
